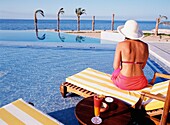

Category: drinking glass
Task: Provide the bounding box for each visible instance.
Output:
[91,94,103,124]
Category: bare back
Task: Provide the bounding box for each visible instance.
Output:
[113,39,149,77]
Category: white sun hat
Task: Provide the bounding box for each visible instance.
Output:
[117,20,144,40]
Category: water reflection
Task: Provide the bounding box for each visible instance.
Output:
[36,31,46,40]
[76,35,85,43]
[58,32,65,42]
[34,31,89,43]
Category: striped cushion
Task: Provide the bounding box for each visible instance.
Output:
[144,80,169,110]
[0,99,63,125]
[66,68,169,111]
[66,68,152,106]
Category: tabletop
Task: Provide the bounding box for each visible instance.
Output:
[75,96,132,125]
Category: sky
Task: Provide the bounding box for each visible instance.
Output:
[0,0,170,21]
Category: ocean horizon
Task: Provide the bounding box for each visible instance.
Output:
[1,19,169,31]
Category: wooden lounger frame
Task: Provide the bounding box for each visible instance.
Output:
[60,82,95,98]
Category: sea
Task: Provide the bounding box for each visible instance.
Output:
[0,19,169,31]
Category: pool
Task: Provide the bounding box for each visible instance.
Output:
[0,45,169,124]
[0,31,169,125]
[0,30,116,50]
[0,30,102,43]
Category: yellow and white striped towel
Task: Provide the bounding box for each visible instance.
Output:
[0,99,63,125]
[66,68,169,111]
[144,80,169,110]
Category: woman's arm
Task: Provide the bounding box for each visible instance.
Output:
[113,43,122,70]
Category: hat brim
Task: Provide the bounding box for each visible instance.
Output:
[117,25,144,40]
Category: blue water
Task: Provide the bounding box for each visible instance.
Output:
[0,19,169,31]
[0,45,169,124]
[0,19,169,125]
[0,30,102,43]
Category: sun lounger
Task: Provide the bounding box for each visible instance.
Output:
[0,98,63,125]
[60,68,170,114]
[135,81,170,125]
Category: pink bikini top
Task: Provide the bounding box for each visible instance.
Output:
[122,61,143,64]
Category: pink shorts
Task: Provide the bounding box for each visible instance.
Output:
[111,68,148,90]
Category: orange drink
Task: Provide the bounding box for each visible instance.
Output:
[94,106,100,116]
[91,94,103,124]
[94,95,103,116]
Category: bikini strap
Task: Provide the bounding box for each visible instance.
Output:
[122,61,143,64]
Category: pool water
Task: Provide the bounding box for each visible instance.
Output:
[0,30,111,44]
[0,30,169,124]
[0,45,168,125]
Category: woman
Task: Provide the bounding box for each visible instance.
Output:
[111,20,149,90]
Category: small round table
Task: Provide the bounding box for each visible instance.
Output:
[75,96,131,125]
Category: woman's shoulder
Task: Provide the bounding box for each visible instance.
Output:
[116,41,129,50]
[118,40,130,46]
[138,40,148,47]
